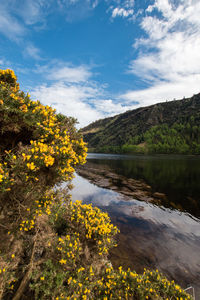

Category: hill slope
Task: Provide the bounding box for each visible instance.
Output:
[81,94,200,154]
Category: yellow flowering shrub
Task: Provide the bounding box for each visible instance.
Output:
[0,69,87,299]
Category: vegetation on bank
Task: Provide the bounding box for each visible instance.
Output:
[89,120,200,155]
[0,69,192,299]
[82,94,200,155]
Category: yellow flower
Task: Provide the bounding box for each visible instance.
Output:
[20,104,28,112]
[27,162,36,170]
[40,277,44,281]
[68,277,72,284]
[59,259,67,265]
[44,155,55,167]
[78,267,85,273]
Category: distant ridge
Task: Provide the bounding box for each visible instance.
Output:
[81,93,200,154]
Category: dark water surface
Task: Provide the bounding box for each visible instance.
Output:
[71,153,200,296]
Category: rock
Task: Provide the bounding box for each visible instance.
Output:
[153,192,167,200]
[77,163,168,205]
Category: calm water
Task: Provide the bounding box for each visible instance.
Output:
[71,153,200,296]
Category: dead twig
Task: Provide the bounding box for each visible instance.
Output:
[13,230,38,300]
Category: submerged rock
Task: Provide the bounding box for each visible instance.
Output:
[77,161,167,205]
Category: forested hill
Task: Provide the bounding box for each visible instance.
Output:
[81,93,200,154]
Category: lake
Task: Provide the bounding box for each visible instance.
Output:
[71,153,200,297]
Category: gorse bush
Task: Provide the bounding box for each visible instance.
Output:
[0,69,87,299]
[0,70,192,299]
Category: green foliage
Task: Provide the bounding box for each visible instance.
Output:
[94,145,122,154]
[121,144,146,154]
[144,120,200,154]
[30,259,66,299]
[87,119,200,155]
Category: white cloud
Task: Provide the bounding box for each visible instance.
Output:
[57,0,99,22]
[57,0,99,8]
[94,99,133,115]
[112,7,134,18]
[31,61,135,127]
[31,81,138,127]
[35,61,93,83]
[145,4,154,13]
[125,0,200,107]
[124,0,134,8]
[0,9,25,40]
[31,82,103,128]
[0,0,49,40]
[109,0,135,19]
[24,44,42,60]
[47,65,92,83]
[0,0,98,40]
[122,74,200,106]
[92,0,99,9]
[31,61,103,127]
[0,58,13,69]
[14,0,50,25]
[31,79,135,128]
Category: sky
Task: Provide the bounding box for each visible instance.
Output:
[0,0,200,128]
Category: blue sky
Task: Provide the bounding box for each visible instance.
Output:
[0,0,200,127]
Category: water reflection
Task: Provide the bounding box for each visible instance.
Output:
[71,173,200,296]
[86,153,200,218]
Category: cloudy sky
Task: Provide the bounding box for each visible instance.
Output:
[0,0,200,127]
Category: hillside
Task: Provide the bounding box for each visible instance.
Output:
[81,94,200,154]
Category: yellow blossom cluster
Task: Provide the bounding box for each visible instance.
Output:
[18,111,86,181]
[19,191,54,231]
[22,140,55,169]
[0,69,19,90]
[88,266,191,299]
[70,200,119,255]
[51,263,192,299]
[0,268,6,274]
[57,233,82,267]
[0,163,8,183]
[0,162,10,192]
